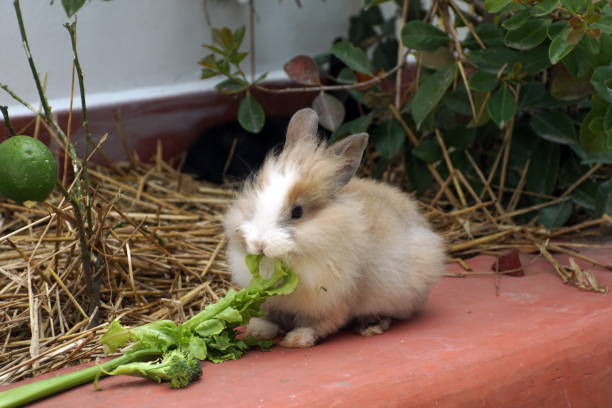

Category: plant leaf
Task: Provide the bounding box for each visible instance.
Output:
[580,95,611,153]
[373,118,405,160]
[442,127,477,149]
[487,85,517,128]
[549,26,580,64]
[411,64,458,129]
[592,15,612,35]
[412,139,442,163]
[330,40,373,75]
[532,0,559,16]
[595,178,612,217]
[550,64,594,101]
[283,55,320,85]
[401,21,449,51]
[591,66,612,103]
[216,78,249,94]
[468,47,520,74]
[238,93,265,134]
[312,93,345,132]
[560,0,590,14]
[526,141,560,199]
[539,201,573,229]
[404,152,432,196]
[529,111,577,144]
[502,11,532,31]
[485,0,512,13]
[469,71,498,92]
[365,0,393,9]
[331,112,374,143]
[504,19,550,50]
[61,0,87,17]
[521,46,553,74]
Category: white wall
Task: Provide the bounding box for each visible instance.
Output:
[0,0,362,116]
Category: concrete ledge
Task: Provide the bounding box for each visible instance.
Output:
[6,250,612,408]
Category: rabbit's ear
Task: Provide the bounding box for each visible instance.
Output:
[329,133,369,187]
[285,108,319,147]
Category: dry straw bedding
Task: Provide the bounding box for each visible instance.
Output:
[0,151,610,384]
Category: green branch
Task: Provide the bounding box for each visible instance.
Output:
[0,105,18,136]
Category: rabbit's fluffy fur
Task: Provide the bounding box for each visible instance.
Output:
[224,108,445,348]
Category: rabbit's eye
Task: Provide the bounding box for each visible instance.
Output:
[290,205,303,220]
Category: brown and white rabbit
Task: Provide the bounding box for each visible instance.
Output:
[223,108,446,348]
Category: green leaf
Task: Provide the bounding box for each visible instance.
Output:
[562,40,599,78]
[215,78,249,94]
[593,15,612,35]
[550,64,594,101]
[487,85,517,128]
[188,336,207,361]
[405,152,432,196]
[532,0,559,16]
[561,0,590,14]
[216,307,243,324]
[417,47,454,70]
[526,141,560,199]
[468,47,520,74]
[595,178,612,216]
[597,33,612,67]
[233,26,246,50]
[365,0,393,9]
[548,21,567,39]
[549,26,581,64]
[485,0,513,13]
[330,40,373,75]
[412,139,442,163]
[238,93,265,134]
[331,112,374,143]
[442,127,477,149]
[469,71,498,92]
[591,66,612,103]
[372,39,398,71]
[521,46,553,74]
[580,95,611,153]
[194,319,225,337]
[411,64,458,128]
[464,23,505,50]
[467,92,492,128]
[571,180,598,211]
[505,19,550,50]
[502,11,532,30]
[444,86,473,115]
[61,0,87,17]
[539,201,573,229]
[212,27,235,51]
[529,111,577,144]
[336,68,357,84]
[373,118,405,160]
[312,93,345,132]
[604,105,612,131]
[401,21,449,51]
[100,321,131,354]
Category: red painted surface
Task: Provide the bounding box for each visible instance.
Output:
[4,250,611,408]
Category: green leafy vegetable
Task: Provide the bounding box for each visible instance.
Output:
[0,255,297,407]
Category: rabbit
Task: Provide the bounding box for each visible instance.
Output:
[223,108,446,348]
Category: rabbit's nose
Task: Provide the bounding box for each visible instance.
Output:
[246,239,265,255]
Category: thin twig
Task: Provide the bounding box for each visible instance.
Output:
[0,106,18,136]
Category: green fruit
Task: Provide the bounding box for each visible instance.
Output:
[0,135,58,203]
